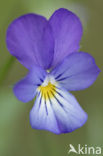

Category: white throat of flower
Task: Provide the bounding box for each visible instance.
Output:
[37,75,58,100]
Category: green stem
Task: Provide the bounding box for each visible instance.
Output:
[0,56,15,85]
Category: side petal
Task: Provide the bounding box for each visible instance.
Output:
[6,14,54,70]
[30,85,87,134]
[51,52,100,91]
[14,66,47,102]
[49,8,83,68]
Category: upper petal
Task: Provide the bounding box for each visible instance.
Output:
[14,66,47,102]
[30,85,87,134]
[6,14,54,70]
[51,52,100,91]
[49,8,83,68]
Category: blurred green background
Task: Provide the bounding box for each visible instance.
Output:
[0,0,103,156]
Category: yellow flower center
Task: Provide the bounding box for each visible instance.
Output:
[38,82,56,100]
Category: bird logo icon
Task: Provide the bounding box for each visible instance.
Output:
[68,144,78,154]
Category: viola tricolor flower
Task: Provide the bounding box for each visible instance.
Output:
[6,8,100,134]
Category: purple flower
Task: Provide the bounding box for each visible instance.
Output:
[6,8,100,134]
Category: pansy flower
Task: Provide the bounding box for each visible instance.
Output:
[6,8,100,134]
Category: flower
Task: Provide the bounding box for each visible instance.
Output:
[6,8,100,134]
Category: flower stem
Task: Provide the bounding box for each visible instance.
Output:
[0,56,15,86]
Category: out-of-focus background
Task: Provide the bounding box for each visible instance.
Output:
[0,0,103,155]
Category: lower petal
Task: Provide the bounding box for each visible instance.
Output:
[30,85,87,134]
